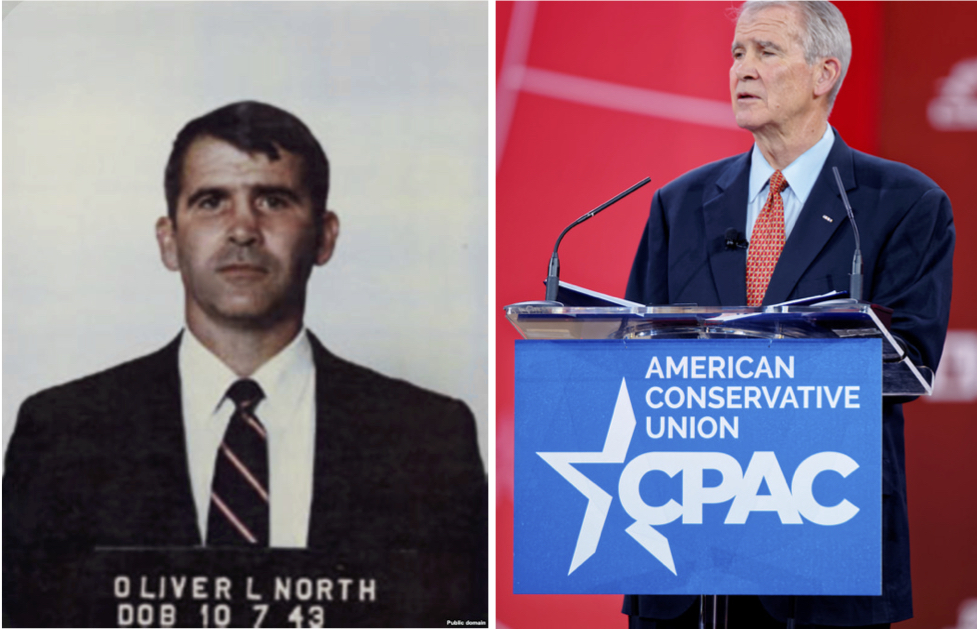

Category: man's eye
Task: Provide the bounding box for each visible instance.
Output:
[259,195,290,210]
[196,197,221,209]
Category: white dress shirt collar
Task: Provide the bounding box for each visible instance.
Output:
[180,327,313,425]
[179,327,317,547]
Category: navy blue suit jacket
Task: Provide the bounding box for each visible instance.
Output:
[623,133,954,625]
[3,332,487,626]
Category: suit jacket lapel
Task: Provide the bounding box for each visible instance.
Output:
[763,134,852,304]
[131,335,202,546]
[306,333,359,554]
[704,152,752,306]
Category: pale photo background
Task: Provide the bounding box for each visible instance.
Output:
[2,1,489,465]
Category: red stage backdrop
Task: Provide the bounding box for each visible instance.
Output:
[496,2,977,628]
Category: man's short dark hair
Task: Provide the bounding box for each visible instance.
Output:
[164,101,330,226]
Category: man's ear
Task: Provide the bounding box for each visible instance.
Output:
[156,216,180,271]
[315,210,340,266]
[814,57,842,98]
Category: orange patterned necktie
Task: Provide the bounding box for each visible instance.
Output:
[746,170,788,307]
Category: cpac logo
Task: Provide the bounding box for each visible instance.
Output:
[538,379,859,576]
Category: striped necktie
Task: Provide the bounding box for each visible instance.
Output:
[746,170,789,307]
[206,379,269,546]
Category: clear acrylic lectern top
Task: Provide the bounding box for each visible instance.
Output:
[504,301,932,396]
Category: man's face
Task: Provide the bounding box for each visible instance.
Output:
[156,136,338,331]
[730,5,821,136]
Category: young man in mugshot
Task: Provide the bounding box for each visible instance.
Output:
[3,101,487,627]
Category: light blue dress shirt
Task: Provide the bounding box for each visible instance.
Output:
[746,125,836,242]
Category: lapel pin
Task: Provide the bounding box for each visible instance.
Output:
[822,215,834,223]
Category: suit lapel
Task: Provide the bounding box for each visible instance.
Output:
[763,135,853,304]
[703,152,752,306]
[306,333,360,553]
[131,335,202,545]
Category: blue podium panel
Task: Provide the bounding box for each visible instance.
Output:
[513,338,882,595]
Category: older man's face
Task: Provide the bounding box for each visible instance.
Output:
[730,5,820,137]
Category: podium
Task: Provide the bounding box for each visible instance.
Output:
[505,301,933,606]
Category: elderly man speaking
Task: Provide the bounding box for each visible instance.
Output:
[623,1,953,628]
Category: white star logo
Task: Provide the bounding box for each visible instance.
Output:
[537,378,677,576]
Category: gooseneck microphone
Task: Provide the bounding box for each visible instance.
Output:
[832,166,863,302]
[544,177,652,301]
[724,228,749,250]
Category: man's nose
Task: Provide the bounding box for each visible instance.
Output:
[734,56,758,81]
[228,199,260,245]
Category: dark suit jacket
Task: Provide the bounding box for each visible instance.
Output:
[3,332,487,626]
[622,133,954,626]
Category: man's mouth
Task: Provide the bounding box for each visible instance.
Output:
[737,92,761,102]
[218,263,268,278]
